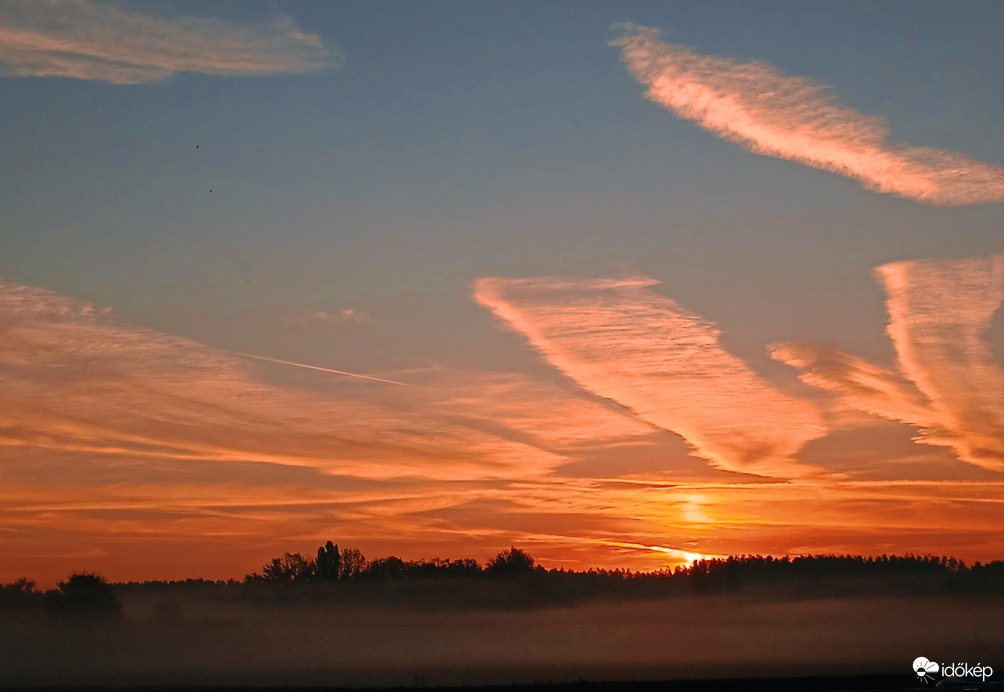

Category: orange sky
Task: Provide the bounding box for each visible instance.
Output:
[0,4,1001,590]
[2,256,1001,588]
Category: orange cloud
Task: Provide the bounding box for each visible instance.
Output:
[473,276,825,478]
[385,476,1004,574]
[389,365,659,452]
[0,0,333,83]
[1,278,672,488]
[3,278,999,586]
[612,24,1004,206]
[773,256,1004,471]
[0,279,564,482]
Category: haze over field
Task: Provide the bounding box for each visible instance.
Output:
[0,0,1001,609]
[4,554,1003,688]
[5,591,1001,688]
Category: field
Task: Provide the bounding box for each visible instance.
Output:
[2,582,1001,689]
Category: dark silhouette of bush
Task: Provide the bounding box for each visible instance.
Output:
[486,547,537,575]
[968,560,1004,594]
[0,578,43,611]
[48,572,121,616]
[338,547,367,580]
[405,557,482,578]
[361,556,408,581]
[246,552,315,584]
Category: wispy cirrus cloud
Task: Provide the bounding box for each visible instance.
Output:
[772,256,1004,471]
[0,279,563,482]
[4,277,1000,586]
[0,0,333,84]
[0,278,692,584]
[473,276,825,478]
[612,24,1004,206]
[1,277,680,488]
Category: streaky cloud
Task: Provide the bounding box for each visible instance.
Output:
[0,0,333,83]
[768,344,937,426]
[0,279,562,482]
[390,364,659,452]
[773,255,1004,471]
[473,275,825,478]
[612,24,1004,206]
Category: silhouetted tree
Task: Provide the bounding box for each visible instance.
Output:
[259,552,314,584]
[487,547,537,575]
[362,556,409,581]
[0,578,41,611]
[50,573,121,615]
[338,547,367,580]
[316,541,341,581]
[404,557,482,578]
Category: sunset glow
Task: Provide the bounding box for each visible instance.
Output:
[0,2,1001,591]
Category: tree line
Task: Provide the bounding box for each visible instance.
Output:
[2,547,1001,614]
[243,545,1002,587]
[244,543,536,584]
[0,573,121,615]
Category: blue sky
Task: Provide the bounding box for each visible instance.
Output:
[0,1,1001,584]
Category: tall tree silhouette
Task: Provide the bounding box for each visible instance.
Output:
[316,541,341,581]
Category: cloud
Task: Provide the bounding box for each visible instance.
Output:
[773,256,1004,471]
[390,476,1004,574]
[0,279,563,482]
[1,278,678,486]
[473,276,825,478]
[390,365,658,448]
[280,309,369,329]
[612,24,1004,206]
[0,0,333,83]
[769,345,937,426]
[4,278,999,586]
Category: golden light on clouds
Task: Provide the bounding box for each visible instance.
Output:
[0,0,333,83]
[0,2,1000,610]
[1,266,1001,586]
[473,275,825,478]
[613,24,1004,206]
[773,255,1004,471]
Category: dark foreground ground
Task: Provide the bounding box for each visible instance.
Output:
[4,678,1004,692]
[2,587,1001,690]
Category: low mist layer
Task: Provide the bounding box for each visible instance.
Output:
[3,552,1002,688]
[3,590,1000,688]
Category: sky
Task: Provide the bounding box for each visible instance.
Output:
[0,0,1002,587]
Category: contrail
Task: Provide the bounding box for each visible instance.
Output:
[227,350,408,386]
